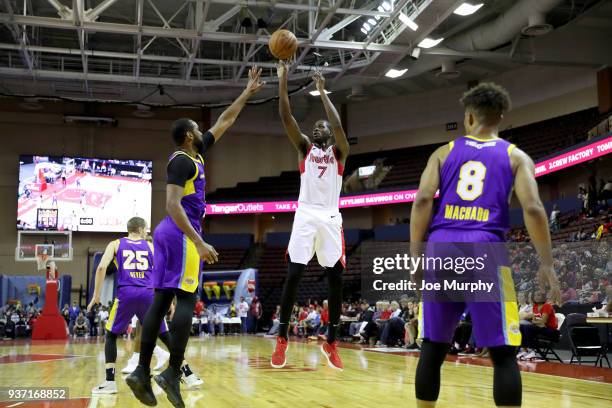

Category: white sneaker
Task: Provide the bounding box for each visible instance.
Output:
[516,351,527,360]
[153,347,170,371]
[122,353,139,374]
[92,380,117,394]
[182,372,204,389]
[523,350,537,360]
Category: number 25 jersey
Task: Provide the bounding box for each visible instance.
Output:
[114,237,153,288]
[429,135,516,239]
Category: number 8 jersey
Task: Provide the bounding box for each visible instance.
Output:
[298,144,344,212]
[115,237,154,288]
[430,135,516,239]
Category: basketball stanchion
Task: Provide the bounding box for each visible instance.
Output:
[32,254,68,340]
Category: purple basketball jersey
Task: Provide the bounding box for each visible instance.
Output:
[430,136,515,239]
[163,151,206,233]
[115,237,153,288]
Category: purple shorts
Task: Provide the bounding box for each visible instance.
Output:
[105,286,168,335]
[418,229,521,347]
[153,217,202,294]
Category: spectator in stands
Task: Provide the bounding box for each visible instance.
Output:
[379,297,411,348]
[518,290,558,360]
[68,301,80,335]
[73,311,88,337]
[550,204,560,232]
[449,312,473,355]
[98,306,109,335]
[238,296,249,334]
[194,296,204,319]
[600,179,612,201]
[349,301,370,338]
[303,306,320,338]
[578,184,588,215]
[316,300,329,340]
[560,281,578,304]
[87,303,99,337]
[249,297,262,334]
[587,175,599,217]
[61,303,70,325]
[207,305,224,336]
[267,305,281,336]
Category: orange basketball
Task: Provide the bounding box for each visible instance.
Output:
[268,29,298,60]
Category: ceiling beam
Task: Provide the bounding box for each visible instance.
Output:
[86,0,120,21]
[0,42,349,72]
[290,0,345,75]
[0,13,408,53]
[319,0,379,40]
[1,0,35,75]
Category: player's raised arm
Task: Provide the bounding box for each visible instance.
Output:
[511,148,560,303]
[87,239,118,312]
[277,61,310,156]
[313,70,349,163]
[166,183,218,265]
[209,66,265,141]
[410,146,447,257]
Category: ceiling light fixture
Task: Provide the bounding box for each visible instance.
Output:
[418,37,444,48]
[309,90,332,96]
[453,3,484,16]
[385,68,408,78]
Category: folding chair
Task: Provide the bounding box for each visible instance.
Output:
[566,313,610,367]
[533,313,565,363]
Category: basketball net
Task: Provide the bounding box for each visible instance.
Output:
[36,253,49,271]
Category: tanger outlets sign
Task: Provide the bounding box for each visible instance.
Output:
[207,136,612,216]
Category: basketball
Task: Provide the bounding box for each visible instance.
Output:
[268,29,298,60]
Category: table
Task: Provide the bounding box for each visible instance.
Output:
[586,316,612,348]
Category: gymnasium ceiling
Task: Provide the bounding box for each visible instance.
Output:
[0,0,610,107]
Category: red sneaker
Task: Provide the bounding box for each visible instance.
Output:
[271,337,288,368]
[321,341,344,371]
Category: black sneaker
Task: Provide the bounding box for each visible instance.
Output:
[125,365,157,406]
[154,366,184,408]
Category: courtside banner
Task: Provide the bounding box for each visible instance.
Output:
[207,136,612,215]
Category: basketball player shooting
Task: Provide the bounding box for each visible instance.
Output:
[271,62,349,370]
[126,66,264,408]
[409,83,561,407]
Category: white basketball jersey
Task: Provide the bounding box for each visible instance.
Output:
[297,144,344,212]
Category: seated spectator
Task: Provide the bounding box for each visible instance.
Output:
[302,306,320,337]
[518,291,558,360]
[207,305,225,336]
[315,300,329,340]
[379,297,413,348]
[560,282,578,304]
[349,301,370,338]
[267,305,281,336]
[61,304,70,325]
[73,311,89,337]
[449,312,473,355]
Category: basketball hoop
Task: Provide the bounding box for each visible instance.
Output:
[36,253,49,270]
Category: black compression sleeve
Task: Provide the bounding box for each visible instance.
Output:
[166,154,196,187]
[198,131,215,156]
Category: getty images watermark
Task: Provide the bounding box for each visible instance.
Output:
[360,242,519,302]
[371,253,495,294]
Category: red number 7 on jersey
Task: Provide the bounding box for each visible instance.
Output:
[318,166,327,178]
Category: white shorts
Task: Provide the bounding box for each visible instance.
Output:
[287,206,345,268]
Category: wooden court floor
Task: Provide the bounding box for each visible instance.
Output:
[0,336,610,407]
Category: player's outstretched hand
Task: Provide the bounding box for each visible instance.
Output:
[246,66,265,95]
[313,69,325,93]
[537,264,561,305]
[86,297,98,313]
[197,241,219,264]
